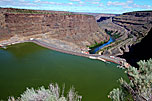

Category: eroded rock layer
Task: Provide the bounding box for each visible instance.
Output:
[0,8,109,51]
[119,28,152,67]
[98,11,152,56]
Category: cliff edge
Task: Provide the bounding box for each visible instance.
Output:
[97,11,152,57]
[0,8,109,52]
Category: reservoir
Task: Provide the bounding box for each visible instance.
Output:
[0,42,128,101]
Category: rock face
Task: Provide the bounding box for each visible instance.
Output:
[97,11,152,57]
[113,11,152,38]
[0,8,108,51]
[119,28,152,67]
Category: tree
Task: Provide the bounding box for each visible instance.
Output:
[109,58,152,101]
[8,83,82,101]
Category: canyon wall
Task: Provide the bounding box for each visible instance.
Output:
[119,28,152,67]
[0,8,108,51]
[98,11,152,56]
[113,11,152,38]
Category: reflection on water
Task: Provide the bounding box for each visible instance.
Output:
[0,42,128,101]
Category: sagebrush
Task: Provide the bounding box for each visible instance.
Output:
[8,83,82,101]
[109,58,152,101]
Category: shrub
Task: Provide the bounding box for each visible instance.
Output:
[8,83,82,101]
[109,58,152,101]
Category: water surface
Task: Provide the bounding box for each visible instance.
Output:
[0,42,128,101]
[91,37,114,54]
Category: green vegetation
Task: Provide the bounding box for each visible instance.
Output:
[7,9,52,14]
[109,58,152,101]
[105,29,113,35]
[112,32,122,39]
[96,37,131,54]
[8,83,82,101]
[96,45,112,54]
[105,29,122,39]
[5,8,93,17]
[87,40,108,49]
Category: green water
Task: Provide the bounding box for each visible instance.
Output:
[0,42,128,101]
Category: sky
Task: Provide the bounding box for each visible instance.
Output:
[0,0,152,14]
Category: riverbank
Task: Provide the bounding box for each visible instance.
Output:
[90,37,114,54]
[0,38,129,68]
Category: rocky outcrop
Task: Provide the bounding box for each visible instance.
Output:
[119,28,152,67]
[97,11,152,57]
[112,11,152,38]
[0,8,109,52]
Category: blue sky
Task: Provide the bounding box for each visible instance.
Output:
[0,0,152,14]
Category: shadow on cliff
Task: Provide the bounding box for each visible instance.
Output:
[119,28,152,67]
[97,17,110,22]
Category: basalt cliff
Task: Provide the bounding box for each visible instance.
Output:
[0,8,152,66]
[0,8,108,52]
[97,11,152,66]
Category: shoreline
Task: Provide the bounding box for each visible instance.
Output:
[0,39,129,68]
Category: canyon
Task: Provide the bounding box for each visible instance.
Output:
[0,7,152,66]
[97,11,152,66]
[0,8,109,52]
[97,11,152,54]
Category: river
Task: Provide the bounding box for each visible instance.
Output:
[0,42,127,101]
[91,37,114,54]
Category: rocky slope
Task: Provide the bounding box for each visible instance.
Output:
[0,8,109,52]
[119,28,152,67]
[97,11,152,57]
[113,11,152,38]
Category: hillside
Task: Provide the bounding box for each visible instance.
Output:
[0,8,109,52]
[97,11,152,57]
